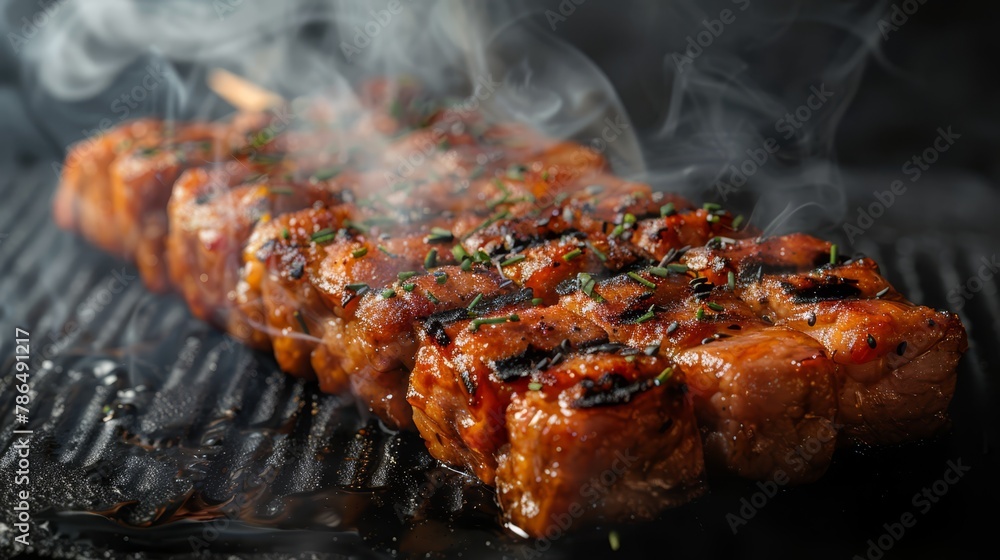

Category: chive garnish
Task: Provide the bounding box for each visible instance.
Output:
[435,271,448,285]
[627,272,656,289]
[402,283,415,292]
[728,271,736,291]
[398,271,417,281]
[562,248,583,262]
[475,249,491,263]
[424,248,438,269]
[426,227,454,243]
[623,213,637,224]
[660,203,676,217]
[344,220,369,234]
[311,166,340,182]
[830,244,839,264]
[461,258,472,271]
[469,315,517,332]
[732,214,745,230]
[707,302,724,312]
[426,291,441,304]
[467,293,483,311]
[501,254,525,267]
[635,305,656,324]
[585,241,607,262]
[527,382,543,391]
[532,297,543,306]
[293,310,310,335]
[381,288,396,299]
[452,244,469,261]
[703,202,721,212]
[346,283,369,292]
[655,367,674,385]
[268,187,294,195]
[577,272,606,303]
[281,227,290,240]
[352,247,368,258]
[378,245,399,258]
[649,267,670,277]
[310,228,336,243]
[666,263,689,273]
[610,224,625,238]
[696,307,705,320]
[707,214,720,223]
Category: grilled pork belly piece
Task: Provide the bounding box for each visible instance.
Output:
[52,88,967,537]
[682,233,967,445]
[408,301,704,536]
[560,270,839,482]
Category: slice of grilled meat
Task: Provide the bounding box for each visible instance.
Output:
[409,301,704,536]
[683,233,967,445]
[560,270,839,483]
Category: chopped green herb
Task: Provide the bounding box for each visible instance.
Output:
[424,248,438,269]
[435,271,448,285]
[461,258,472,271]
[281,227,290,240]
[608,530,621,552]
[310,228,336,243]
[346,283,369,292]
[467,293,484,311]
[452,244,469,261]
[426,291,441,304]
[532,297,544,306]
[311,166,340,182]
[426,227,454,243]
[728,271,736,291]
[703,202,722,212]
[660,203,676,217]
[401,283,415,292]
[562,248,583,262]
[475,249,491,263]
[655,367,674,385]
[627,271,656,289]
[610,224,625,238]
[635,305,656,324]
[707,214,720,223]
[398,271,418,281]
[351,247,368,258]
[830,244,839,264]
[501,254,526,267]
[528,382,543,391]
[696,307,705,320]
[732,214,745,230]
[648,267,670,277]
[707,302,724,312]
[381,288,396,299]
[378,245,399,258]
[585,241,608,262]
[344,220,369,234]
[666,263,689,273]
[469,315,515,332]
[623,213,637,224]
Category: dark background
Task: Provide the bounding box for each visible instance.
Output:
[0,1,997,559]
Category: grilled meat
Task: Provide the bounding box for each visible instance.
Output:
[52,86,966,537]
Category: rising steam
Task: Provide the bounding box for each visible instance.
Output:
[16,0,890,231]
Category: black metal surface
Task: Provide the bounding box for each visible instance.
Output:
[0,162,998,559]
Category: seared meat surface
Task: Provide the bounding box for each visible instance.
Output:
[53,84,966,537]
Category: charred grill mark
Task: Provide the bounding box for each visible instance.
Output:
[492,344,570,382]
[460,369,477,395]
[571,373,656,409]
[422,288,533,331]
[784,279,863,303]
[425,319,452,347]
